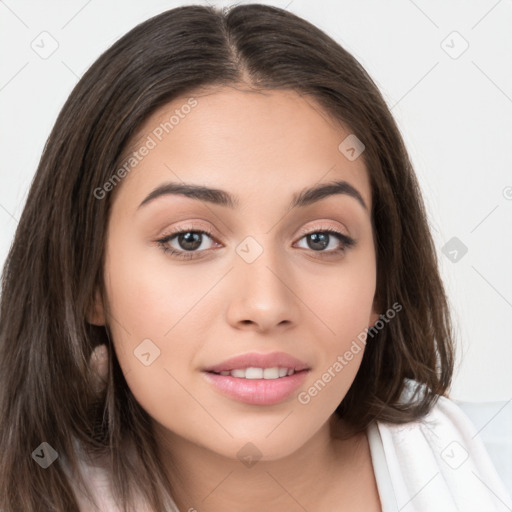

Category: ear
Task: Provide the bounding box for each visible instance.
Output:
[87,288,106,326]
[89,344,108,391]
[369,298,381,327]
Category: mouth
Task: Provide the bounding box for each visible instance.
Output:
[202,351,310,375]
[201,351,311,405]
[206,367,306,379]
[202,368,310,405]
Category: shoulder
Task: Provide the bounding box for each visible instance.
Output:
[368,379,512,512]
[64,440,179,512]
[62,446,122,512]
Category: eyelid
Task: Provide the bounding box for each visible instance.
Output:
[158,222,216,239]
[158,221,350,244]
[296,222,350,238]
[155,220,356,259]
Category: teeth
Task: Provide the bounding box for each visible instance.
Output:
[246,367,263,379]
[216,367,296,379]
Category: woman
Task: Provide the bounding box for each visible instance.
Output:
[0,4,510,511]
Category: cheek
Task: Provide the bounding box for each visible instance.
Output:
[104,232,209,337]
[306,252,377,341]
[102,234,197,380]
[300,252,376,398]
[104,250,206,430]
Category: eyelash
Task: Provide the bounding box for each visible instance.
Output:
[155,225,356,260]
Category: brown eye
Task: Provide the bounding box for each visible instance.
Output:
[296,229,356,254]
[156,227,218,260]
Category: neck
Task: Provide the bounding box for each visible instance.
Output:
[153,414,364,512]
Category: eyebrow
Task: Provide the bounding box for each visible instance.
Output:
[137,179,368,211]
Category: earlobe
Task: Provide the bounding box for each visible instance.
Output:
[90,344,108,392]
[369,311,380,328]
[369,300,382,327]
[87,288,106,326]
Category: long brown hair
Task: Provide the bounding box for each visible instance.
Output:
[0,3,454,511]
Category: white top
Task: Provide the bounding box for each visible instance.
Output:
[366,385,512,511]
[71,384,512,511]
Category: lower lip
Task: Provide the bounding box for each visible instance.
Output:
[202,370,309,405]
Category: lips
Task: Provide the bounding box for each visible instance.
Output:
[203,369,309,405]
[202,351,310,374]
[201,352,311,405]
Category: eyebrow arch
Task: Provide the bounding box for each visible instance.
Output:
[137,179,368,211]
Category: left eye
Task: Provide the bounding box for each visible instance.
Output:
[296,230,353,252]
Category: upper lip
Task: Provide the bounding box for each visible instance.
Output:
[202,352,310,373]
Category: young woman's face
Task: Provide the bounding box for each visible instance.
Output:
[95,86,379,461]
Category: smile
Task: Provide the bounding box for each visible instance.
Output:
[202,369,310,405]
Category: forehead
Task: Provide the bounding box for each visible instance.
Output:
[115,86,372,212]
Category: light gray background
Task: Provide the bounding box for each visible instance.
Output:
[1,0,511,405]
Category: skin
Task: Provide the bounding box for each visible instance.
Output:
[89,85,382,511]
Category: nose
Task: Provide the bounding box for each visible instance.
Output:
[225,239,301,333]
